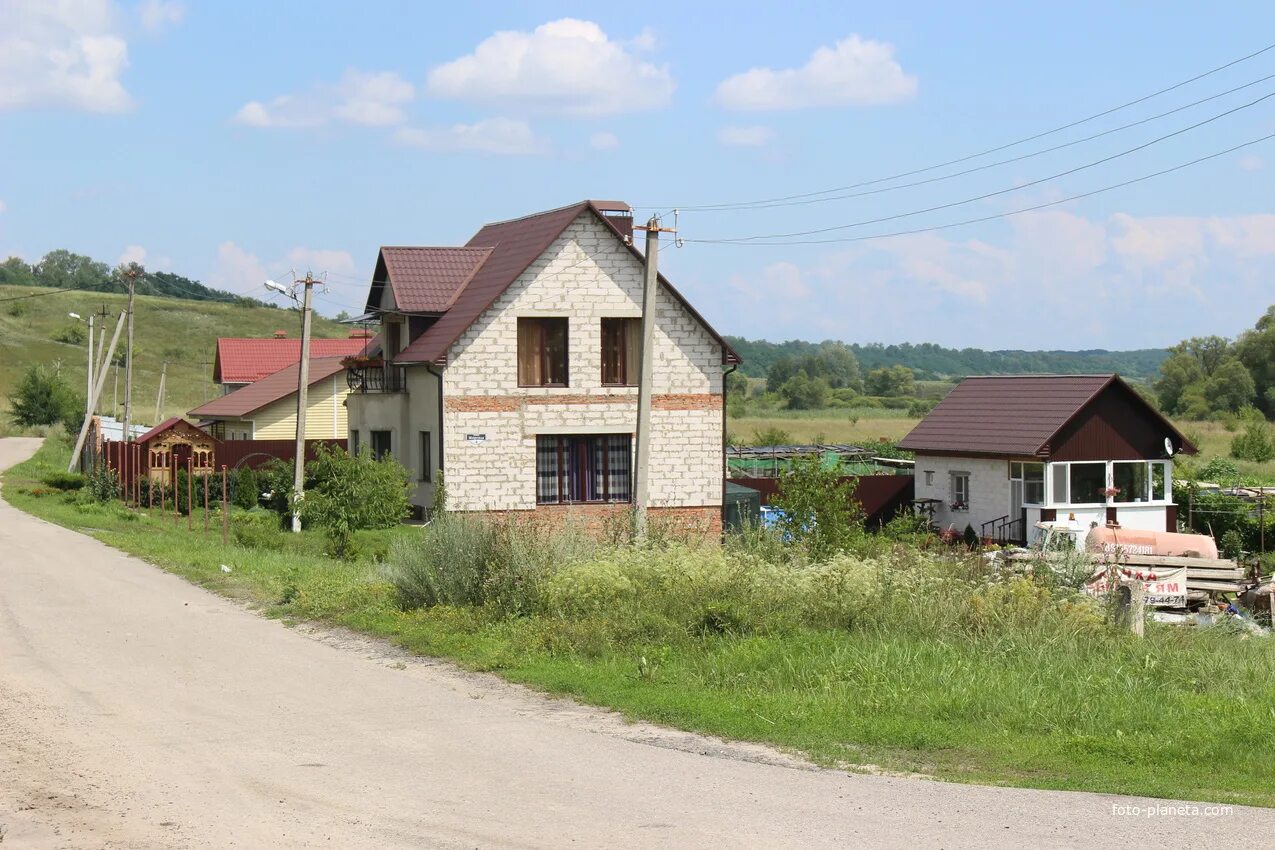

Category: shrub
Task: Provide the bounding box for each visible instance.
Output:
[1231,420,1275,462]
[962,523,979,548]
[82,464,119,502]
[233,511,287,551]
[300,444,412,557]
[52,323,86,344]
[750,426,791,446]
[772,454,863,559]
[42,471,85,491]
[7,365,82,427]
[230,466,260,510]
[542,560,635,618]
[1199,457,1239,483]
[6,299,29,317]
[1220,528,1245,559]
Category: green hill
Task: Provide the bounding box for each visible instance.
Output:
[0,285,356,426]
[726,337,1168,381]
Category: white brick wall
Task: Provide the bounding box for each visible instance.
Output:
[441,212,725,512]
[913,454,1011,534]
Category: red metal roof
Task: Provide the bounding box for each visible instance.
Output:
[391,201,739,366]
[191,356,348,419]
[135,416,185,445]
[213,336,374,384]
[373,246,493,313]
[898,374,1193,458]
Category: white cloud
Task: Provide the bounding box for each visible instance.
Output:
[208,242,359,297]
[589,131,619,150]
[0,199,7,214]
[714,34,916,111]
[716,124,775,147]
[392,118,548,156]
[1239,153,1265,172]
[117,244,146,265]
[234,68,414,128]
[137,0,184,33]
[426,19,674,116]
[0,0,133,113]
[716,209,1275,349]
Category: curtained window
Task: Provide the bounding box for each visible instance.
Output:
[518,318,569,386]
[536,434,632,504]
[600,318,641,386]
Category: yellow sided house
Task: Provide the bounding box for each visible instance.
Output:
[189,356,351,440]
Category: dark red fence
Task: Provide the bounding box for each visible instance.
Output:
[729,474,914,527]
[99,438,347,490]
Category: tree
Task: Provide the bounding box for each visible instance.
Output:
[33,249,110,291]
[1231,420,1275,462]
[1202,358,1255,413]
[1154,351,1206,413]
[779,373,829,410]
[1155,334,1258,419]
[300,444,412,557]
[772,454,863,559]
[864,365,915,397]
[1237,305,1275,418]
[8,365,82,427]
[766,355,801,393]
[0,256,35,286]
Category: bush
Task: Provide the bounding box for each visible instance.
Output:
[233,511,288,551]
[83,463,119,502]
[299,444,412,558]
[230,467,260,510]
[42,471,85,491]
[1231,420,1275,462]
[772,454,863,559]
[52,323,86,344]
[7,365,82,427]
[1198,457,1239,483]
[1220,528,1245,559]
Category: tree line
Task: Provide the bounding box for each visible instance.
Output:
[0,249,274,308]
[725,336,1168,381]
[1154,305,1275,421]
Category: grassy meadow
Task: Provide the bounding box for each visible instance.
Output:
[0,284,351,423]
[6,435,1275,807]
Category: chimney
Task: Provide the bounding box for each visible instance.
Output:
[591,200,633,243]
[273,330,288,339]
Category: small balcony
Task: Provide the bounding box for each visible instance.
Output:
[345,359,407,394]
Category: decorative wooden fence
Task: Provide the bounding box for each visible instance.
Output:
[98,438,346,492]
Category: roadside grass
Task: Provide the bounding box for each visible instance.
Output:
[6,437,1275,807]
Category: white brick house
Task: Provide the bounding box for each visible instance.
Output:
[345,200,740,532]
[900,375,1197,546]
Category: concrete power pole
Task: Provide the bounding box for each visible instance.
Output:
[633,215,672,541]
[69,310,128,472]
[154,361,167,423]
[121,266,139,439]
[291,275,316,533]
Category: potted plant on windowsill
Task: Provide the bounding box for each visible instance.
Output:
[950,501,968,512]
[1100,486,1121,500]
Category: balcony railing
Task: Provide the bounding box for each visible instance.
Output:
[347,364,407,393]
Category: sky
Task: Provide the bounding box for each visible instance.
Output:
[2,1,1275,351]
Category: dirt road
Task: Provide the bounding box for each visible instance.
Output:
[1,437,1269,848]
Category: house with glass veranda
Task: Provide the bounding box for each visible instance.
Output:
[899,375,1196,546]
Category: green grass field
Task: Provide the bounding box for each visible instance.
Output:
[0,285,352,424]
[7,436,1274,807]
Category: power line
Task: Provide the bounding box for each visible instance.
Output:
[692,88,1275,243]
[0,286,79,303]
[646,40,1275,212]
[685,130,1275,246]
[702,71,1275,212]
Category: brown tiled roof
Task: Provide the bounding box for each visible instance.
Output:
[898,374,1167,457]
[190,356,347,419]
[371,246,493,313]
[393,201,740,366]
[213,336,375,384]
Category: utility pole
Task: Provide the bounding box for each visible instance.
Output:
[94,305,109,414]
[69,311,127,472]
[121,266,140,438]
[633,215,675,540]
[265,274,318,533]
[154,361,167,423]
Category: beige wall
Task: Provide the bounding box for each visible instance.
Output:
[346,366,440,508]
[440,212,724,513]
[241,373,349,440]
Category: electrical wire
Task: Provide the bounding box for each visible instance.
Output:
[0,286,79,303]
[700,71,1275,212]
[641,40,1275,212]
[689,89,1275,243]
[685,129,1275,246]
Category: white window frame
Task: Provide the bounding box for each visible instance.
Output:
[950,471,970,511]
[1048,459,1174,507]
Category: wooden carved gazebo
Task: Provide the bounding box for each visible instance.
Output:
[136,418,218,486]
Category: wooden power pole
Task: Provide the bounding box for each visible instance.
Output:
[291,276,316,533]
[154,361,167,423]
[121,266,140,438]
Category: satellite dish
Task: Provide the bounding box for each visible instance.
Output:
[1164,437,1175,457]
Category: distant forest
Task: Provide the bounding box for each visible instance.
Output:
[0,250,275,308]
[726,337,1169,381]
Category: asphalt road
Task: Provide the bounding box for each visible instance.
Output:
[1,436,1270,848]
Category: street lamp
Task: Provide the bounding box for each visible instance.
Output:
[67,311,93,411]
[264,277,315,533]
